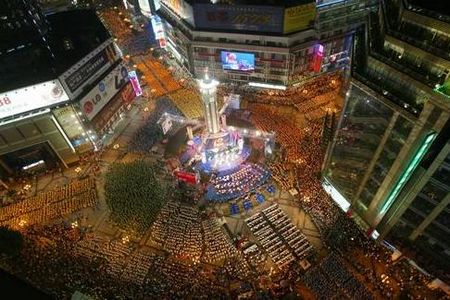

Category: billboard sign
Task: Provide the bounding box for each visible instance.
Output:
[221,51,255,72]
[310,44,324,72]
[194,4,283,33]
[128,71,143,97]
[283,2,316,34]
[0,80,69,120]
[151,15,167,49]
[64,43,117,93]
[80,63,129,121]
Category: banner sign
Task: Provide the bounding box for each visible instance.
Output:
[65,43,117,93]
[194,4,283,33]
[174,170,198,185]
[0,80,69,120]
[80,62,129,121]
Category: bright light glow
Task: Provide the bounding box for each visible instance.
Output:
[51,116,75,153]
[22,160,45,170]
[249,82,287,90]
[322,178,351,211]
[0,80,69,119]
[380,132,437,216]
[371,230,380,240]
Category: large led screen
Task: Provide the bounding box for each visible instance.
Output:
[221,51,255,72]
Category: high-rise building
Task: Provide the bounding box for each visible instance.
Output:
[322,0,450,269]
[0,2,135,180]
[155,0,378,87]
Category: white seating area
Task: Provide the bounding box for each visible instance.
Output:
[245,204,314,269]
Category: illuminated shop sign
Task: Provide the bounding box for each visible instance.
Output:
[0,80,69,120]
[151,15,167,49]
[128,71,143,97]
[79,63,129,120]
[64,43,117,93]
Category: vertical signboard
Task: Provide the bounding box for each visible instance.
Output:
[128,71,143,96]
[310,44,324,73]
[151,15,167,48]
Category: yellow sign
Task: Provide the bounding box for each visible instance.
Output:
[283,3,317,34]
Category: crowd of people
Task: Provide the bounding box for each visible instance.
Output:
[249,104,304,163]
[98,7,130,43]
[150,202,203,261]
[104,160,167,234]
[150,201,238,264]
[168,88,204,119]
[202,218,237,263]
[134,55,182,98]
[240,74,341,106]
[0,178,96,229]
[129,98,182,152]
[246,204,314,270]
[267,162,296,190]
[303,254,372,299]
[206,163,271,202]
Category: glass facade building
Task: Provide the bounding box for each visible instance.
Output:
[322,0,450,268]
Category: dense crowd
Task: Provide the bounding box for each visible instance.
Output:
[0,178,97,229]
[168,88,204,119]
[150,202,238,264]
[104,160,167,233]
[267,162,296,190]
[129,98,182,152]
[240,74,341,106]
[134,55,182,98]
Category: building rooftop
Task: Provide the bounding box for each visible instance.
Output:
[0,9,110,93]
[183,0,313,7]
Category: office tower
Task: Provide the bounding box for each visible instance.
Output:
[322,0,450,268]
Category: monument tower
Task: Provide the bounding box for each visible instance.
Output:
[198,73,220,134]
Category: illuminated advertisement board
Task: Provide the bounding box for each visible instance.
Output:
[128,71,143,97]
[163,0,193,22]
[310,44,324,72]
[79,62,129,121]
[283,2,316,34]
[221,51,255,72]
[138,0,152,17]
[151,15,167,49]
[0,80,69,120]
[64,43,117,93]
[194,4,283,33]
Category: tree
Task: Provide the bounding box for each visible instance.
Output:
[0,226,23,257]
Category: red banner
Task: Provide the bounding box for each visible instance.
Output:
[174,170,198,185]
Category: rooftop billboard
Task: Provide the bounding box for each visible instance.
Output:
[194,4,283,33]
[0,80,69,120]
[283,2,316,34]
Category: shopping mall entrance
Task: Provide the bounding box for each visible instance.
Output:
[0,142,62,179]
